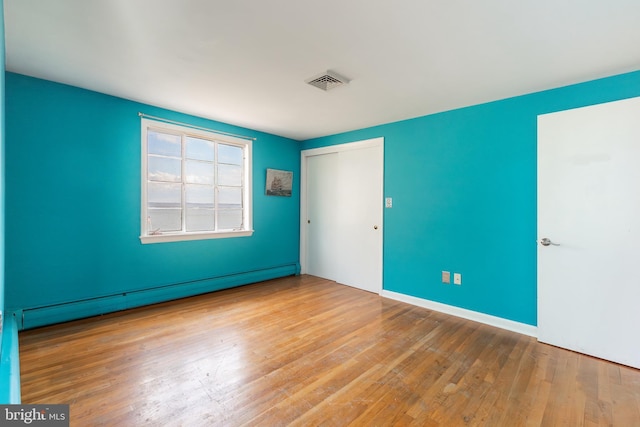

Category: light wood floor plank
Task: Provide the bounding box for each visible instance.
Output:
[19,275,640,426]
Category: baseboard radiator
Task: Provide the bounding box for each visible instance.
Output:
[15,264,298,330]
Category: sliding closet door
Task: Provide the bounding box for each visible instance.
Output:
[302,138,383,293]
[305,152,339,281]
[333,144,383,293]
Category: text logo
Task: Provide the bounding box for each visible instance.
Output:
[0,405,69,426]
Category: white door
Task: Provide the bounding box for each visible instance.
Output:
[537,96,640,369]
[334,145,383,292]
[302,138,384,293]
[306,153,339,280]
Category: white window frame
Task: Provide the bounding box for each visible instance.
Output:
[140,118,253,244]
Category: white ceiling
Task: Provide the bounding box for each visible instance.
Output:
[5,1,640,141]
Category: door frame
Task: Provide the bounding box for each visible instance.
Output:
[300,137,384,292]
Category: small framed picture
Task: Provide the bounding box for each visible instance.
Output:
[266,169,293,197]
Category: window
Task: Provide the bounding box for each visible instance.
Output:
[140,118,253,243]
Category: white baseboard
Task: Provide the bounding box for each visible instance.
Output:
[380,290,538,338]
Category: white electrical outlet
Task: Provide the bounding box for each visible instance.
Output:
[385,197,393,208]
[454,273,462,285]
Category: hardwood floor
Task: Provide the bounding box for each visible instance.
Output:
[19,275,640,426]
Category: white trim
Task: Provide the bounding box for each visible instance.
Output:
[381,290,538,338]
[302,137,384,157]
[300,137,384,293]
[140,229,254,244]
[138,112,256,141]
[300,153,308,273]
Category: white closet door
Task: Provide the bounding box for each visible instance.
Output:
[302,138,384,294]
[306,153,339,281]
[334,145,383,293]
[538,96,640,369]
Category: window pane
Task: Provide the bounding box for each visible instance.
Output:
[218,164,242,186]
[148,208,182,232]
[186,137,215,161]
[148,182,181,207]
[185,160,214,184]
[186,208,215,231]
[218,144,243,165]
[148,130,181,157]
[218,209,243,230]
[148,156,181,182]
[186,184,214,208]
[219,187,242,209]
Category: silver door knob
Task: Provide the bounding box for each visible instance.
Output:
[540,238,559,246]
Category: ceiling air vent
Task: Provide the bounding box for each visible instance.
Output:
[306,70,350,91]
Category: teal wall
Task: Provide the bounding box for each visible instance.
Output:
[5,73,301,322]
[302,70,640,326]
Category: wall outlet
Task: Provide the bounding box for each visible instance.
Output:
[454,273,462,285]
[385,197,393,208]
[442,271,450,284]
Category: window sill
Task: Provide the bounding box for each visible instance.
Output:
[140,229,254,244]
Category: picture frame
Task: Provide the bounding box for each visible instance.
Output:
[266,168,293,197]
